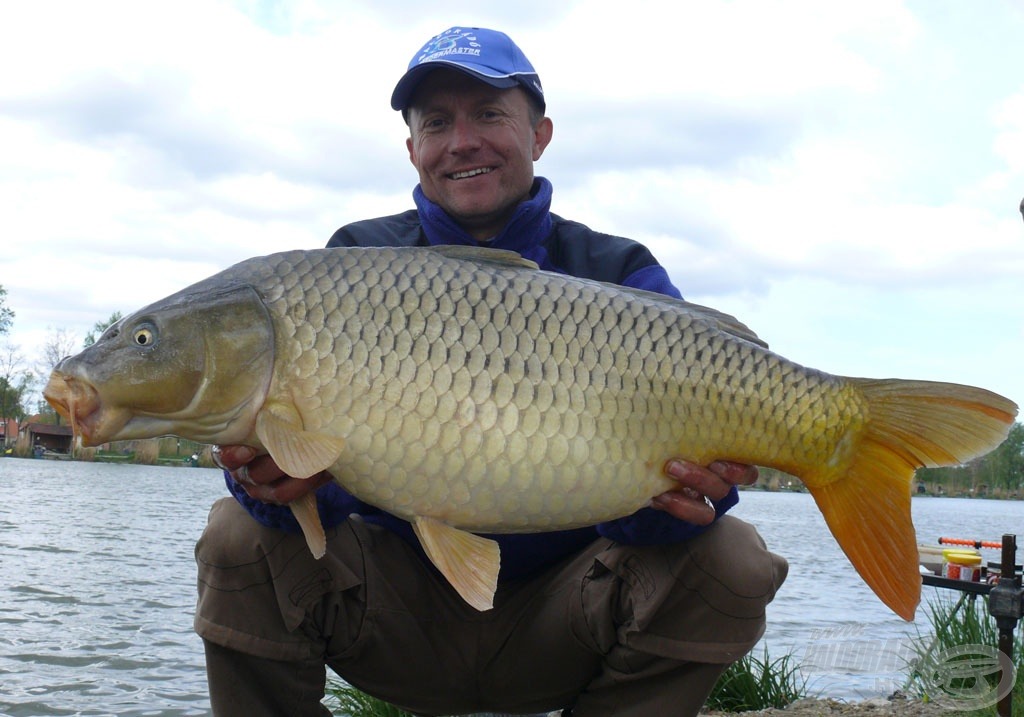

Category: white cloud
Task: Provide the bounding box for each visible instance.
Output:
[1,0,1022,410]
[992,91,1024,175]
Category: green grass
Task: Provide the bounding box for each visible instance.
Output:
[905,594,1023,715]
[324,682,416,717]
[324,644,806,715]
[704,646,807,712]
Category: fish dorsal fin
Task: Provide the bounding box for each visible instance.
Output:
[427,245,540,270]
[604,282,768,349]
[426,245,761,347]
[412,516,500,611]
[290,492,327,559]
[255,401,347,478]
[672,298,767,348]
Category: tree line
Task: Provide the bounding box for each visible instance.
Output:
[916,422,1024,497]
[0,283,121,431]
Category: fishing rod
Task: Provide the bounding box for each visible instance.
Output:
[938,537,1003,550]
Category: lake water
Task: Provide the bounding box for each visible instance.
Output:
[1,457,1022,715]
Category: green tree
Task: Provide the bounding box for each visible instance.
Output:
[0,343,30,447]
[985,422,1024,490]
[917,422,1024,494]
[0,285,13,336]
[1,377,28,420]
[83,310,123,347]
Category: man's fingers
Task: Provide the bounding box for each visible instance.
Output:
[709,460,759,486]
[650,490,716,525]
[213,444,333,505]
[235,464,255,487]
[211,445,257,472]
[663,460,733,501]
[652,459,760,523]
[243,472,334,505]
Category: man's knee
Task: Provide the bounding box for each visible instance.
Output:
[583,516,787,665]
[194,497,362,661]
[685,515,789,607]
[196,497,285,568]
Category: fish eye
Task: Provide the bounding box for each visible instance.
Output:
[132,324,157,347]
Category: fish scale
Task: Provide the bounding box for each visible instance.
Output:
[44,245,1017,616]
[247,248,834,531]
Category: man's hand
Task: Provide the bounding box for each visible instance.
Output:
[213,445,333,505]
[651,460,758,525]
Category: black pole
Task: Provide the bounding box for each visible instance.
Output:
[993,534,1018,717]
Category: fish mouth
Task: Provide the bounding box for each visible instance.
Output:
[43,372,128,446]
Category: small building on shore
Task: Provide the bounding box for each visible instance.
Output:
[1,417,18,448]
[19,422,73,455]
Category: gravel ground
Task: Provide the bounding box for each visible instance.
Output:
[701,696,949,716]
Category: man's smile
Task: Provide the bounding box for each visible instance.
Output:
[448,167,494,180]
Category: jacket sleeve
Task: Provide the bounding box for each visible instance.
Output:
[223,471,374,533]
[595,490,738,544]
[592,259,741,544]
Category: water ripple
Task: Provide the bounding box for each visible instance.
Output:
[2,458,223,716]
[3,457,1023,711]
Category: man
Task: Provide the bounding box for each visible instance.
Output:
[198,27,787,717]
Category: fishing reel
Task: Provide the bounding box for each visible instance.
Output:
[986,534,1023,631]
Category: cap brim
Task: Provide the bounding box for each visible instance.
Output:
[391,62,521,111]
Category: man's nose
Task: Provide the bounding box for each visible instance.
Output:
[449,117,483,152]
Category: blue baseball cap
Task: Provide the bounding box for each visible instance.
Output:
[391,27,545,113]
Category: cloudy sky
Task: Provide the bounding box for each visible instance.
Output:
[2,0,1022,415]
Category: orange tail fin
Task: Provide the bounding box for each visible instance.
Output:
[806,379,1017,621]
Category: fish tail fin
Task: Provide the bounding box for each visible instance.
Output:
[806,379,1017,621]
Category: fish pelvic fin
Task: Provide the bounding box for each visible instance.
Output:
[807,378,1017,622]
[255,402,346,479]
[412,516,500,612]
[290,492,327,559]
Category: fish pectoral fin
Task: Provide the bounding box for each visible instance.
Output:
[255,403,346,479]
[290,492,327,559]
[412,516,500,612]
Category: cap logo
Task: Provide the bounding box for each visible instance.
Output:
[417,28,482,66]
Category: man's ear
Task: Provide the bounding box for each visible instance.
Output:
[533,117,553,161]
[406,135,416,166]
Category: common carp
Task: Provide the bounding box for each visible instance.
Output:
[44,246,1018,619]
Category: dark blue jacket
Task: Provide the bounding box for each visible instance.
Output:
[228,178,738,581]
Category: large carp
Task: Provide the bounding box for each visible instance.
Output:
[44,246,1017,619]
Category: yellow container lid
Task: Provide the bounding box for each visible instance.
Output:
[942,549,982,566]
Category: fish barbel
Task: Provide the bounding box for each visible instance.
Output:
[44,246,1018,619]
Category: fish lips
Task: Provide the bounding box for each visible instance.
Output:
[44,369,132,446]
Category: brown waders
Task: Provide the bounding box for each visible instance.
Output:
[196,498,787,716]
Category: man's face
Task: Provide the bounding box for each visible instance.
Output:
[406,69,553,240]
